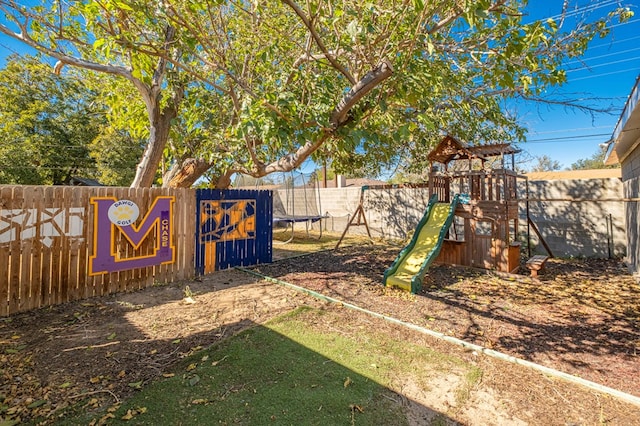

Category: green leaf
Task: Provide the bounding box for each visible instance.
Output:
[131,68,142,80]
[27,399,48,409]
[346,19,360,40]
[93,38,106,50]
[426,41,435,56]
[115,2,134,12]
[128,381,143,389]
[188,374,200,386]
[5,345,26,354]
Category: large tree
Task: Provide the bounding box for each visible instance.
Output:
[0,55,102,185]
[88,126,146,186]
[0,1,632,188]
[154,0,632,186]
[0,0,186,187]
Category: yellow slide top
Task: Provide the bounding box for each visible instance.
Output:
[385,203,452,291]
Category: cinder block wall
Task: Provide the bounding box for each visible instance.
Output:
[317,177,626,259]
[314,187,361,233]
[522,177,625,258]
[316,187,433,240]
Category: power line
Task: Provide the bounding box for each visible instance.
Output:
[539,0,622,23]
[565,46,640,66]
[524,139,603,145]
[566,56,640,73]
[525,132,611,143]
[569,67,640,82]
[0,42,20,56]
[525,129,640,144]
[1,143,102,149]
[528,125,613,135]
[0,165,98,170]
[588,34,640,51]
[605,18,640,31]
[0,165,137,172]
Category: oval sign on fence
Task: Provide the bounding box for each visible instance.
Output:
[108,200,140,226]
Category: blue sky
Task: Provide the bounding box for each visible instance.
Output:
[514,1,640,169]
[0,2,638,172]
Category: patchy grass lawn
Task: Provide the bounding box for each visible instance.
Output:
[256,240,640,400]
[56,307,480,425]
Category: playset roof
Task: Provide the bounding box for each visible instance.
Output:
[428,135,521,165]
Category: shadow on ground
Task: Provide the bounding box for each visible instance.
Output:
[258,243,640,397]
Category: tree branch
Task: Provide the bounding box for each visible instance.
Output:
[150,25,176,100]
[263,132,333,175]
[293,49,343,68]
[250,59,394,178]
[330,59,393,127]
[281,0,356,85]
[0,8,154,106]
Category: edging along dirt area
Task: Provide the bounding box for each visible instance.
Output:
[251,244,640,399]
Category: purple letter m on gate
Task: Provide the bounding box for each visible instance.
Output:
[89,196,175,275]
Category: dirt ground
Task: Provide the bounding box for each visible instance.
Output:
[1,241,640,425]
[261,244,640,396]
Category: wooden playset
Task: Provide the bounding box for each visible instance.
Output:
[426,135,527,273]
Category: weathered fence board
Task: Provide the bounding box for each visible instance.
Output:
[8,186,22,314]
[0,185,196,316]
[0,188,9,316]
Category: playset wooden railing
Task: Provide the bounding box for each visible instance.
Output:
[428,169,519,203]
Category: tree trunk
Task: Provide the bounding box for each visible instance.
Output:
[130,101,177,188]
[163,157,212,188]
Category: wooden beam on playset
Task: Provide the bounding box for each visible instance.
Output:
[427,135,521,170]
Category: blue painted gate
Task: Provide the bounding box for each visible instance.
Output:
[195,189,272,274]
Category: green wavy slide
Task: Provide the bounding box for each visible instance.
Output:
[383,194,460,293]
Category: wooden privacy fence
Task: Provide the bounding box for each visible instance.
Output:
[0,185,196,316]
